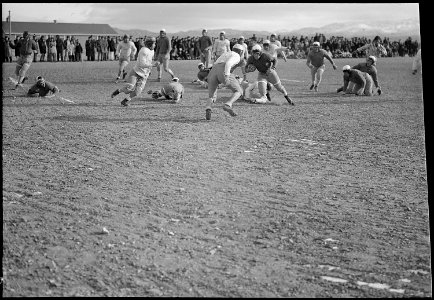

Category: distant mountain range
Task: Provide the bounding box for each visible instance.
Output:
[114,18,421,41]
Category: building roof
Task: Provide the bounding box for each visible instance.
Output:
[2,21,119,36]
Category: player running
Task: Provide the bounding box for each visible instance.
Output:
[244,44,294,105]
[205,43,245,120]
[146,77,184,103]
[115,34,137,82]
[262,39,290,68]
[110,37,160,106]
[155,29,176,81]
[9,31,38,89]
[306,41,337,92]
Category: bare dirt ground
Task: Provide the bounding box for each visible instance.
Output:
[2,57,431,297]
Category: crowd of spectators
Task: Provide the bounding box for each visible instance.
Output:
[3,32,420,63]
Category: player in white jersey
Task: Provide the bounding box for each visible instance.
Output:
[262,40,290,68]
[270,33,287,62]
[115,34,137,82]
[212,31,231,62]
[110,37,160,106]
[412,48,422,75]
[147,77,184,103]
[205,44,244,120]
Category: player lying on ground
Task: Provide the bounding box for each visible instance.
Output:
[339,65,374,96]
[146,77,184,103]
[235,76,273,103]
[27,76,60,97]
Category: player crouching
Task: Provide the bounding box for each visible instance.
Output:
[147,77,184,103]
[27,76,60,98]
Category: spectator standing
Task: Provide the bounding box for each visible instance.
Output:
[75,40,83,62]
[32,35,39,62]
[155,29,176,81]
[38,36,47,62]
[13,35,22,60]
[197,29,213,68]
[85,36,91,61]
[48,37,57,62]
[101,36,108,61]
[108,37,116,61]
[96,36,102,61]
[212,31,230,62]
[55,35,64,62]
[4,36,13,62]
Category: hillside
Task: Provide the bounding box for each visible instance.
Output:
[113,18,420,41]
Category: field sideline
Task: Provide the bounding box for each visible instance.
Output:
[2,57,430,297]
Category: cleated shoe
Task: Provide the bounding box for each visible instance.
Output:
[121,99,130,106]
[205,109,212,120]
[22,76,28,84]
[111,89,120,98]
[285,95,295,106]
[266,92,271,101]
[223,104,237,117]
[309,84,314,90]
[336,87,343,93]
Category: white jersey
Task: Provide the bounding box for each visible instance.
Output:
[116,41,137,58]
[133,47,155,77]
[215,51,241,76]
[213,39,230,57]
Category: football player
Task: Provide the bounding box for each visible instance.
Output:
[306,41,337,92]
[205,43,244,120]
[110,37,160,106]
[337,56,381,95]
[116,34,137,82]
[340,65,374,96]
[245,44,294,105]
[155,29,177,81]
[147,77,184,103]
[27,76,60,97]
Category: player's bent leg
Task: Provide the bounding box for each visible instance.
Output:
[364,73,374,96]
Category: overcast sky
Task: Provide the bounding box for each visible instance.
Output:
[2,3,420,33]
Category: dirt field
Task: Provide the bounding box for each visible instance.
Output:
[2,56,431,297]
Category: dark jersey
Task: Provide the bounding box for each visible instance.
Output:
[27,80,58,97]
[246,52,275,73]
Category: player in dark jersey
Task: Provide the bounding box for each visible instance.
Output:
[27,76,60,97]
[245,44,294,105]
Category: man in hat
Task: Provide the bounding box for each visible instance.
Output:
[155,29,176,81]
[9,31,38,89]
[197,29,213,68]
[212,31,230,62]
[110,37,160,106]
[115,34,137,82]
[306,41,337,92]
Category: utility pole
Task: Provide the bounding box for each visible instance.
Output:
[8,10,11,38]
